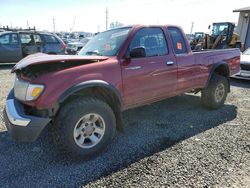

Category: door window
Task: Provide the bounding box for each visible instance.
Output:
[34,34,42,44]
[0,34,18,45]
[43,35,58,43]
[20,34,32,44]
[168,27,187,54]
[0,34,10,44]
[129,28,168,57]
[11,34,18,44]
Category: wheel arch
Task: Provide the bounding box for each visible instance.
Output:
[206,61,230,92]
[58,80,124,131]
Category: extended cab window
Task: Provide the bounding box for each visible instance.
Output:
[168,27,187,54]
[130,28,168,57]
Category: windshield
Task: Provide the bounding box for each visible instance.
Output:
[194,32,204,39]
[212,23,228,36]
[79,27,131,56]
[243,48,250,55]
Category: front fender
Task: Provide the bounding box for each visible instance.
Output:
[58,80,122,106]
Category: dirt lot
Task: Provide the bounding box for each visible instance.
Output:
[0,66,249,187]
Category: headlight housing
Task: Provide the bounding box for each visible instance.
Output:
[14,78,45,101]
[26,84,45,101]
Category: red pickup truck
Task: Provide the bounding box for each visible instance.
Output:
[4,25,240,158]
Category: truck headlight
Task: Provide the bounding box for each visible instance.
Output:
[14,78,45,101]
[26,84,45,101]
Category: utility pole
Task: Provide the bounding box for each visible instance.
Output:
[105,7,109,31]
[53,17,55,33]
[190,22,194,35]
[26,20,29,29]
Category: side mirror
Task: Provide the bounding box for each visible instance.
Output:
[130,47,146,58]
[208,25,211,29]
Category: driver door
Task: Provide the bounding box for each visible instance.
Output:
[121,27,177,108]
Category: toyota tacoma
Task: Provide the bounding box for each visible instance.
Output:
[3,25,240,158]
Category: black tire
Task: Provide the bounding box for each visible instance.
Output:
[52,97,116,158]
[201,74,228,109]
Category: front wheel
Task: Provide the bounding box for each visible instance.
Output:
[201,74,228,109]
[53,97,116,158]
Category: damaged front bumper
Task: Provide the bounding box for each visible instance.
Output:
[3,90,51,142]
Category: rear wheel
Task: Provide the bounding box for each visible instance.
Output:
[53,97,116,158]
[201,74,228,109]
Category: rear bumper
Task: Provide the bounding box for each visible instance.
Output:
[3,90,51,142]
[231,70,250,80]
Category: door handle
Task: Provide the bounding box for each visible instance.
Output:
[166,61,174,66]
[125,66,142,70]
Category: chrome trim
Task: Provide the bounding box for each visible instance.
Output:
[166,61,174,65]
[125,66,142,70]
[5,99,30,126]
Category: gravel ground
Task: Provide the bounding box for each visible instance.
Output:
[0,66,249,187]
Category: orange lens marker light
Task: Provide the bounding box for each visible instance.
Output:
[31,87,43,98]
[177,42,182,50]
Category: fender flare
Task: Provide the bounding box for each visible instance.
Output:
[206,61,230,91]
[58,80,124,131]
[58,80,122,106]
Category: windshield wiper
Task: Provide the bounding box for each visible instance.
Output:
[85,51,102,56]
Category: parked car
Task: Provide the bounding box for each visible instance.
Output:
[3,25,240,158]
[66,37,92,55]
[232,47,250,80]
[0,30,66,63]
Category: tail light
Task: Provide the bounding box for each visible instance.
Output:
[61,41,66,49]
[61,41,67,54]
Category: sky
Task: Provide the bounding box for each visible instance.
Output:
[0,0,249,33]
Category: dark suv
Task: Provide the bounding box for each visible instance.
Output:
[0,30,66,63]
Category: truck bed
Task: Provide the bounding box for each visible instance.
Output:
[193,48,240,76]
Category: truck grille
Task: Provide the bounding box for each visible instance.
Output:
[241,64,250,71]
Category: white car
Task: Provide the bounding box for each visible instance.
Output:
[232,48,250,80]
[66,37,92,55]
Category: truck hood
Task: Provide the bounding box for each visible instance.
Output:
[12,53,109,72]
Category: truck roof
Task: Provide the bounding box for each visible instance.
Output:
[0,31,16,35]
[109,24,182,31]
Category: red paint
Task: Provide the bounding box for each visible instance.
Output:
[17,25,240,111]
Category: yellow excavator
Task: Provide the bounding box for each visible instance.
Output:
[191,22,242,51]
